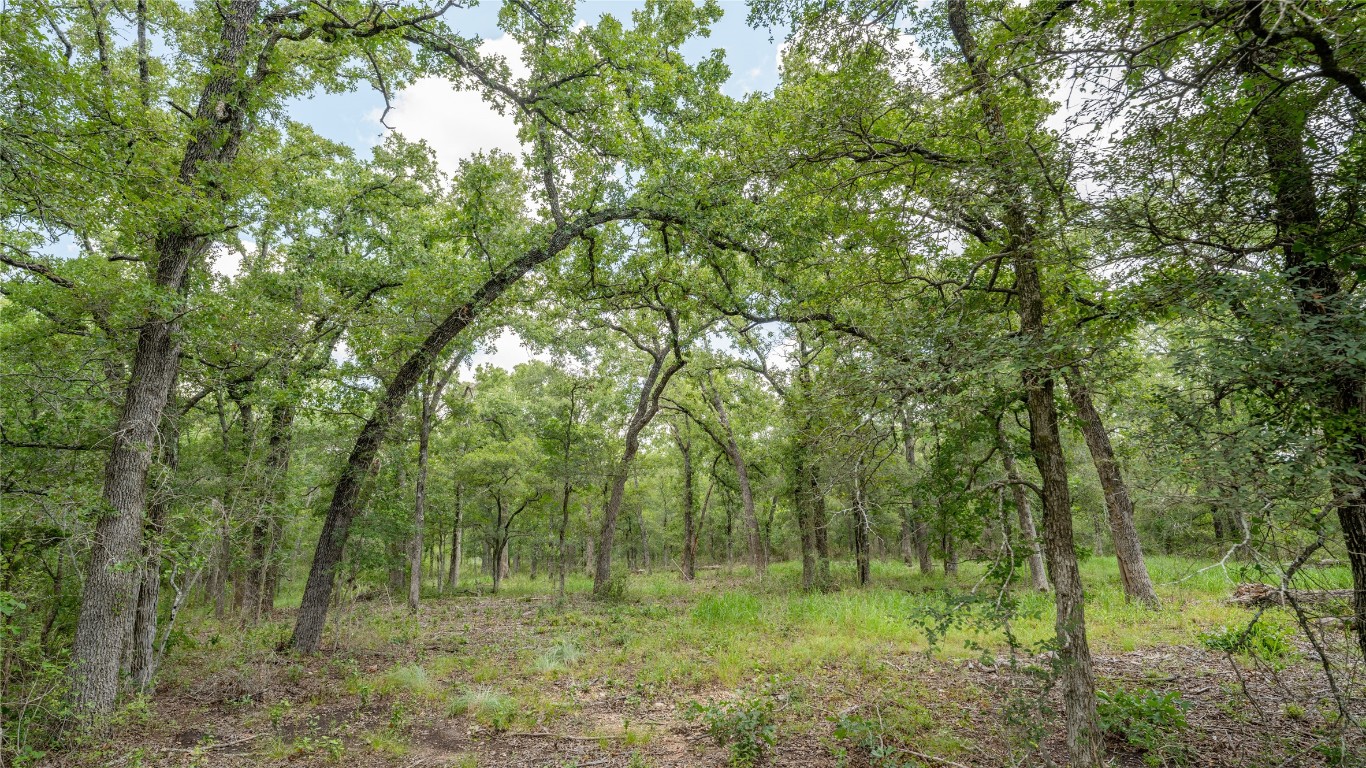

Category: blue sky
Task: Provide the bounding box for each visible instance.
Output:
[287,1,786,160]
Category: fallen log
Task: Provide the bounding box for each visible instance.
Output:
[1229,583,1354,608]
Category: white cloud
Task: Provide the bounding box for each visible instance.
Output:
[466,328,548,372]
[210,239,255,279]
[375,35,530,174]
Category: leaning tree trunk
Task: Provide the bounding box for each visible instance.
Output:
[996,419,1049,592]
[594,344,685,597]
[290,208,639,653]
[1064,369,1159,607]
[945,2,1103,763]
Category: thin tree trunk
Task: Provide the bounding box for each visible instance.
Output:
[706,380,765,572]
[594,335,686,596]
[853,461,871,586]
[673,426,697,581]
[996,419,1049,592]
[448,483,464,589]
[899,414,933,574]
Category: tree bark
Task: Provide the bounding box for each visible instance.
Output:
[69,0,263,717]
[673,426,697,581]
[706,379,765,572]
[899,414,934,574]
[594,340,686,596]
[1239,38,1366,661]
[448,482,464,590]
[853,460,871,586]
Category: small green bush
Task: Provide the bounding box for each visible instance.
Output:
[1198,622,1293,667]
[685,694,776,767]
[1096,686,1189,759]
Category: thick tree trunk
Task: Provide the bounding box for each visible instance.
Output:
[1241,46,1366,661]
[945,2,1103,762]
[130,396,181,692]
[1063,369,1159,607]
[291,209,638,652]
[996,419,1049,592]
[68,0,264,716]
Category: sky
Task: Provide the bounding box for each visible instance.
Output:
[279,1,786,371]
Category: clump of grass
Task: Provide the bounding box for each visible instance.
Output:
[692,593,762,627]
[363,729,410,757]
[376,663,440,699]
[533,638,582,674]
[448,687,518,731]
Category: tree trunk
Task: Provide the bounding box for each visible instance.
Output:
[1240,46,1366,661]
[69,0,266,711]
[996,419,1049,592]
[674,427,697,581]
[853,462,871,586]
[448,483,464,590]
[130,395,182,692]
[945,2,1103,762]
[899,414,933,574]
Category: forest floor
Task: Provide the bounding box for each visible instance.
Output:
[57,557,1365,768]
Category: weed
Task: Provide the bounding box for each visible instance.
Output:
[378,662,441,699]
[1198,623,1294,668]
[534,638,582,674]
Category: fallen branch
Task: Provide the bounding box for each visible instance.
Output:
[508,732,626,741]
[1229,583,1355,608]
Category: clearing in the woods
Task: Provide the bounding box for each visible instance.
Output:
[59,557,1362,768]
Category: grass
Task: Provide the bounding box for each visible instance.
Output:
[123,554,1355,767]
